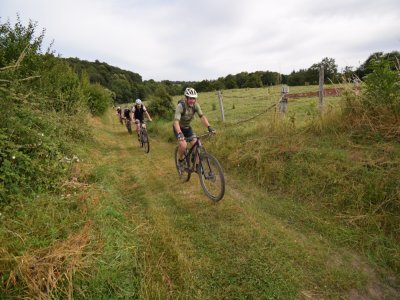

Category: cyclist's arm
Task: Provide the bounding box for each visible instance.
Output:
[173,120,181,134]
[200,115,210,128]
[145,111,152,121]
[173,120,184,140]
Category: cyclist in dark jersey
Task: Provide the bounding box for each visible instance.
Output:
[173,87,215,164]
[131,99,152,140]
[116,106,123,124]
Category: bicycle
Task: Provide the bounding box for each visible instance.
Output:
[138,122,150,153]
[174,132,225,202]
[125,118,132,134]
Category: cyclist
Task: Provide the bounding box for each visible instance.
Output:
[116,106,123,124]
[131,99,152,140]
[173,87,215,167]
[123,107,133,133]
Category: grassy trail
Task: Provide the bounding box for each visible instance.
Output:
[81,112,396,299]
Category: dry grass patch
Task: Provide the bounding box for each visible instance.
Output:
[5,222,92,299]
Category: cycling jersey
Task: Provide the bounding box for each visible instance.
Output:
[174,100,203,128]
[132,105,147,122]
[123,109,131,119]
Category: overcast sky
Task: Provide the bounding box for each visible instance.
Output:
[1,0,399,81]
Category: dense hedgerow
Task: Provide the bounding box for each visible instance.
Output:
[0,17,111,203]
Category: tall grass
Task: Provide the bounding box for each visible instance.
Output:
[204,69,400,274]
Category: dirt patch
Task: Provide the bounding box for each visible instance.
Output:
[287,88,343,98]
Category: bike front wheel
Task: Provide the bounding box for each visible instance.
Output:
[141,130,150,153]
[198,153,225,202]
[174,146,190,182]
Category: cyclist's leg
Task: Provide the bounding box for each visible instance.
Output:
[173,126,188,159]
[187,129,198,164]
[135,119,141,134]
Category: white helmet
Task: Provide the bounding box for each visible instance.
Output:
[184,87,197,98]
[135,99,142,105]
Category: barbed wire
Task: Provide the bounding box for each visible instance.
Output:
[221,102,278,128]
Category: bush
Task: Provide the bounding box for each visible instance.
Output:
[85,82,113,116]
[362,57,400,117]
[146,86,174,119]
[0,17,91,204]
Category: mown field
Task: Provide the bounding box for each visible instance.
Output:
[1,84,399,299]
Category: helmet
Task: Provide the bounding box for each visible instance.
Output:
[117,106,121,109]
[184,87,198,98]
[135,99,142,105]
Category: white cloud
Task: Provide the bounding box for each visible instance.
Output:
[1,0,399,81]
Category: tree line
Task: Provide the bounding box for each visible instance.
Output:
[64,52,400,104]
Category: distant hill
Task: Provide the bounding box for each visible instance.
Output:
[64,58,143,103]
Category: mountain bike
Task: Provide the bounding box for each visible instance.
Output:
[138,122,150,153]
[174,133,225,202]
[125,119,132,134]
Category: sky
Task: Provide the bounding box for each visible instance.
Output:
[1,0,399,81]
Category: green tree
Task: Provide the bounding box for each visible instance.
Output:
[245,73,263,88]
[146,86,174,119]
[224,74,237,89]
[308,57,338,83]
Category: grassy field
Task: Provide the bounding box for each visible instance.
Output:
[173,85,344,131]
[1,85,399,299]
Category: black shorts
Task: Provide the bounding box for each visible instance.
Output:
[173,126,196,141]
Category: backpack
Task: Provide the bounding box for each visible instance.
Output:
[178,99,197,116]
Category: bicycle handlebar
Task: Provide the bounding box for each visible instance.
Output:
[184,132,215,142]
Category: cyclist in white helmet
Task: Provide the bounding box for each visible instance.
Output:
[131,98,152,140]
[116,106,123,124]
[173,87,215,165]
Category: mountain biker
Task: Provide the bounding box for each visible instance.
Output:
[131,99,152,140]
[123,107,131,121]
[173,87,215,166]
[123,107,133,133]
[116,106,123,124]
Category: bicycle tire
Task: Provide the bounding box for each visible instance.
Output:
[198,153,225,202]
[174,146,190,182]
[141,129,150,153]
[126,121,132,134]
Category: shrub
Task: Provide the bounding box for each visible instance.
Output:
[85,82,113,116]
[0,17,91,204]
[146,86,174,119]
[362,57,400,117]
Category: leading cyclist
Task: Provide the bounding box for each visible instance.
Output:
[173,87,215,166]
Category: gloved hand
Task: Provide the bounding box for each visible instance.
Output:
[176,132,184,140]
[208,126,216,133]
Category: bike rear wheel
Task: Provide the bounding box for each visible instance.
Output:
[141,129,150,153]
[198,153,225,202]
[126,121,132,134]
[174,146,190,182]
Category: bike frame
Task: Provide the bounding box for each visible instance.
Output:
[183,134,208,173]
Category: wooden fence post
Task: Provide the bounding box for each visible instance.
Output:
[217,91,225,122]
[318,66,324,113]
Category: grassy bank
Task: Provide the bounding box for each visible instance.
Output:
[2,83,399,298]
